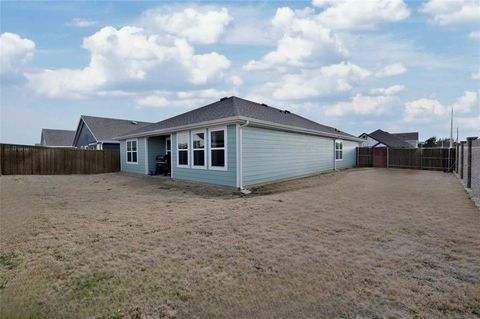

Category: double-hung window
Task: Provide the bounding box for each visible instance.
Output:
[335,141,343,160]
[191,130,206,168]
[177,132,189,167]
[126,139,138,164]
[209,127,226,170]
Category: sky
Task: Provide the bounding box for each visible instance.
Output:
[1,0,479,145]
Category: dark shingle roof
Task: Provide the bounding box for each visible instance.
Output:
[41,129,76,147]
[392,132,419,141]
[368,129,413,148]
[81,116,152,143]
[120,96,358,140]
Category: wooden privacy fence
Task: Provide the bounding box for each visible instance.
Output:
[0,144,120,175]
[357,147,456,171]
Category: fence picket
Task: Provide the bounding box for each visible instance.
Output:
[357,147,455,171]
[0,143,120,175]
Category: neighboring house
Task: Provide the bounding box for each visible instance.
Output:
[72,115,152,150]
[359,129,414,149]
[115,96,363,189]
[392,132,419,148]
[40,129,76,148]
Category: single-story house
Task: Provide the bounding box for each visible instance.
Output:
[40,129,76,148]
[115,96,363,189]
[72,115,152,150]
[359,129,415,149]
[392,132,419,148]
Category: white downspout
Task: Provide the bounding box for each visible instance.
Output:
[239,120,250,193]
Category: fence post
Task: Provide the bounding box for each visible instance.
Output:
[356,147,359,167]
[420,146,423,170]
[387,147,389,168]
[455,143,459,173]
[0,144,3,175]
[466,137,478,188]
[460,141,466,179]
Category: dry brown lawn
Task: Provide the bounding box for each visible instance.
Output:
[1,168,479,319]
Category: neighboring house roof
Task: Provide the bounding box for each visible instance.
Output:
[117,96,361,141]
[363,129,413,148]
[392,132,419,141]
[74,115,152,144]
[41,129,76,147]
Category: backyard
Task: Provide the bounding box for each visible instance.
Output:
[1,168,479,318]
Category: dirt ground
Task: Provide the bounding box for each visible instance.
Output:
[1,168,479,319]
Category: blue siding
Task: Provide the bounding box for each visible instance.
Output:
[242,126,358,186]
[146,136,167,174]
[335,140,358,169]
[171,125,237,187]
[120,138,147,175]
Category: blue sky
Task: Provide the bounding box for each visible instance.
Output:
[1,0,479,145]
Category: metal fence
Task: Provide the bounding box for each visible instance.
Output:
[0,143,120,175]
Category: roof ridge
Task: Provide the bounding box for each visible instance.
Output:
[230,96,241,117]
[81,115,152,123]
[42,128,75,131]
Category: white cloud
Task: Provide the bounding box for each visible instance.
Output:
[135,89,230,108]
[421,0,480,27]
[370,84,406,95]
[174,38,231,84]
[312,0,410,31]
[0,32,35,81]
[451,91,478,113]
[404,98,447,122]
[142,7,232,44]
[26,26,230,98]
[457,114,480,130]
[66,18,98,28]
[469,31,480,40]
[228,75,243,86]
[251,61,370,100]
[404,91,478,123]
[375,62,407,77]
[244,7,348,71]
[325,94,401,117]
[472,69,480,80]
[135,94,170,108]
[96,90,135,97]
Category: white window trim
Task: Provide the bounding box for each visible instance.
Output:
[126,138,138,164]
[169,134,174,179]
[208,126,228,171]
[191,129,207,169]
[176,131,190,168]
[335,141,343,161]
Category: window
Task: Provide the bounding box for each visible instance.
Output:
[209,127,226,169]
[177,132,189,167]
[191,130,206,168]
[166,137,171,154]
[126,139,138,164]
[335,141,343,160]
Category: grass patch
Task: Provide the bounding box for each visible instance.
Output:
[52,249,67,261]
[75,273,113,292]
[0,252,18,269]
